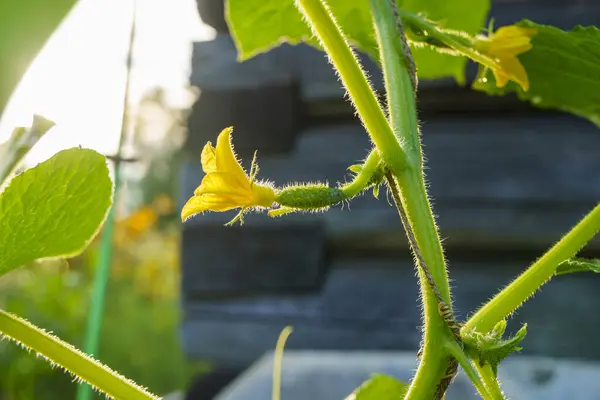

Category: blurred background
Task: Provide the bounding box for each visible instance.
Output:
[0,0,213,398]
[1,0,600,399]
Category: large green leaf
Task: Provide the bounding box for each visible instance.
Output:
[0,148,112,276]
[473,21,600,126]
[345,374,408,400]
[0,0,78,113]
[225,0,489,82]
[226,0,377,60]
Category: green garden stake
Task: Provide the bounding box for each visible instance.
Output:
[76,3,136,399]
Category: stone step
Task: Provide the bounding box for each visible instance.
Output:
[215,351,600,400]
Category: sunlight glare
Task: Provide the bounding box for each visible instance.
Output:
[0,0,214,166]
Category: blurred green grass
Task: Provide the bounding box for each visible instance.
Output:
[0,206,204,399]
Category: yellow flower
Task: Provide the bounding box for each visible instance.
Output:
[474,25,537,91]
[181,127,276,224]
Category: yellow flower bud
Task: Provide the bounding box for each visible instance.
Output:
[474,25,537,91]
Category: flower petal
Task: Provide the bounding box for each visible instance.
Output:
[181,193,247,221]
[492,68,510,89]
[194,172,252,198]
[499,56,529,91]
[201,142,217,174]
[490,26,536,55]
[181,196,212,221]
[494,26,536,40]
[215,127,249,181]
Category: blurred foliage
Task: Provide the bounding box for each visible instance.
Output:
[0,86,200,399]
[125,87,190,220]
[0,198,202,399]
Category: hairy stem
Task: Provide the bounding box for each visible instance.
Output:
[385,173,452,399]
[372,0,450,303]
[444,340,490,399]
[340,149,382,197]
[399,11,500,72]
[370,0,419,160]
[294,0,408,173]
[476,364,505,400]
[372,1,454,397]
[0,310,158,400]
[465,202,600,333]
[295,0,455,396]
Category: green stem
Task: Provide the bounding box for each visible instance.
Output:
[340,149,382,197]
[273,150,383,214]
[475,363,505,400]
[272,326,293,400]
[294,0,408,173]
[370,0,419,159]
[465,202,600,333]
[370,0,450,302]
[386,173,452,399]
[399,11,500,72]
[0,309,158,400]
[444,340,490,399]
[371,1,453,398]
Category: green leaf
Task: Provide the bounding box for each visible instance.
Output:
[556,258,600,276]
[226,0,377,60]
[398,0,490,83]
[225,0,490,82]
[473,21,600,126]
[346,374,408,400]
[372,184,381,199]
[0,0,78,113]
[462,320,527,376]
[0,148,113,276]
[348,164,364,174]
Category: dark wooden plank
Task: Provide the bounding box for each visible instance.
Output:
[182,260,600,364]
[489,1,600,29]
[181,223,327,296]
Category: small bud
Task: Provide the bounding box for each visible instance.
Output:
[491,319,507,339]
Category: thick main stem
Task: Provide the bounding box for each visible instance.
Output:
[295,0,455,396]
[465,202,600,333]
[386,173,453,399]
[372,0,454,397]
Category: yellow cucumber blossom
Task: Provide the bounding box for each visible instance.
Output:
[474,25,537,91]
[181,127,276,224]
